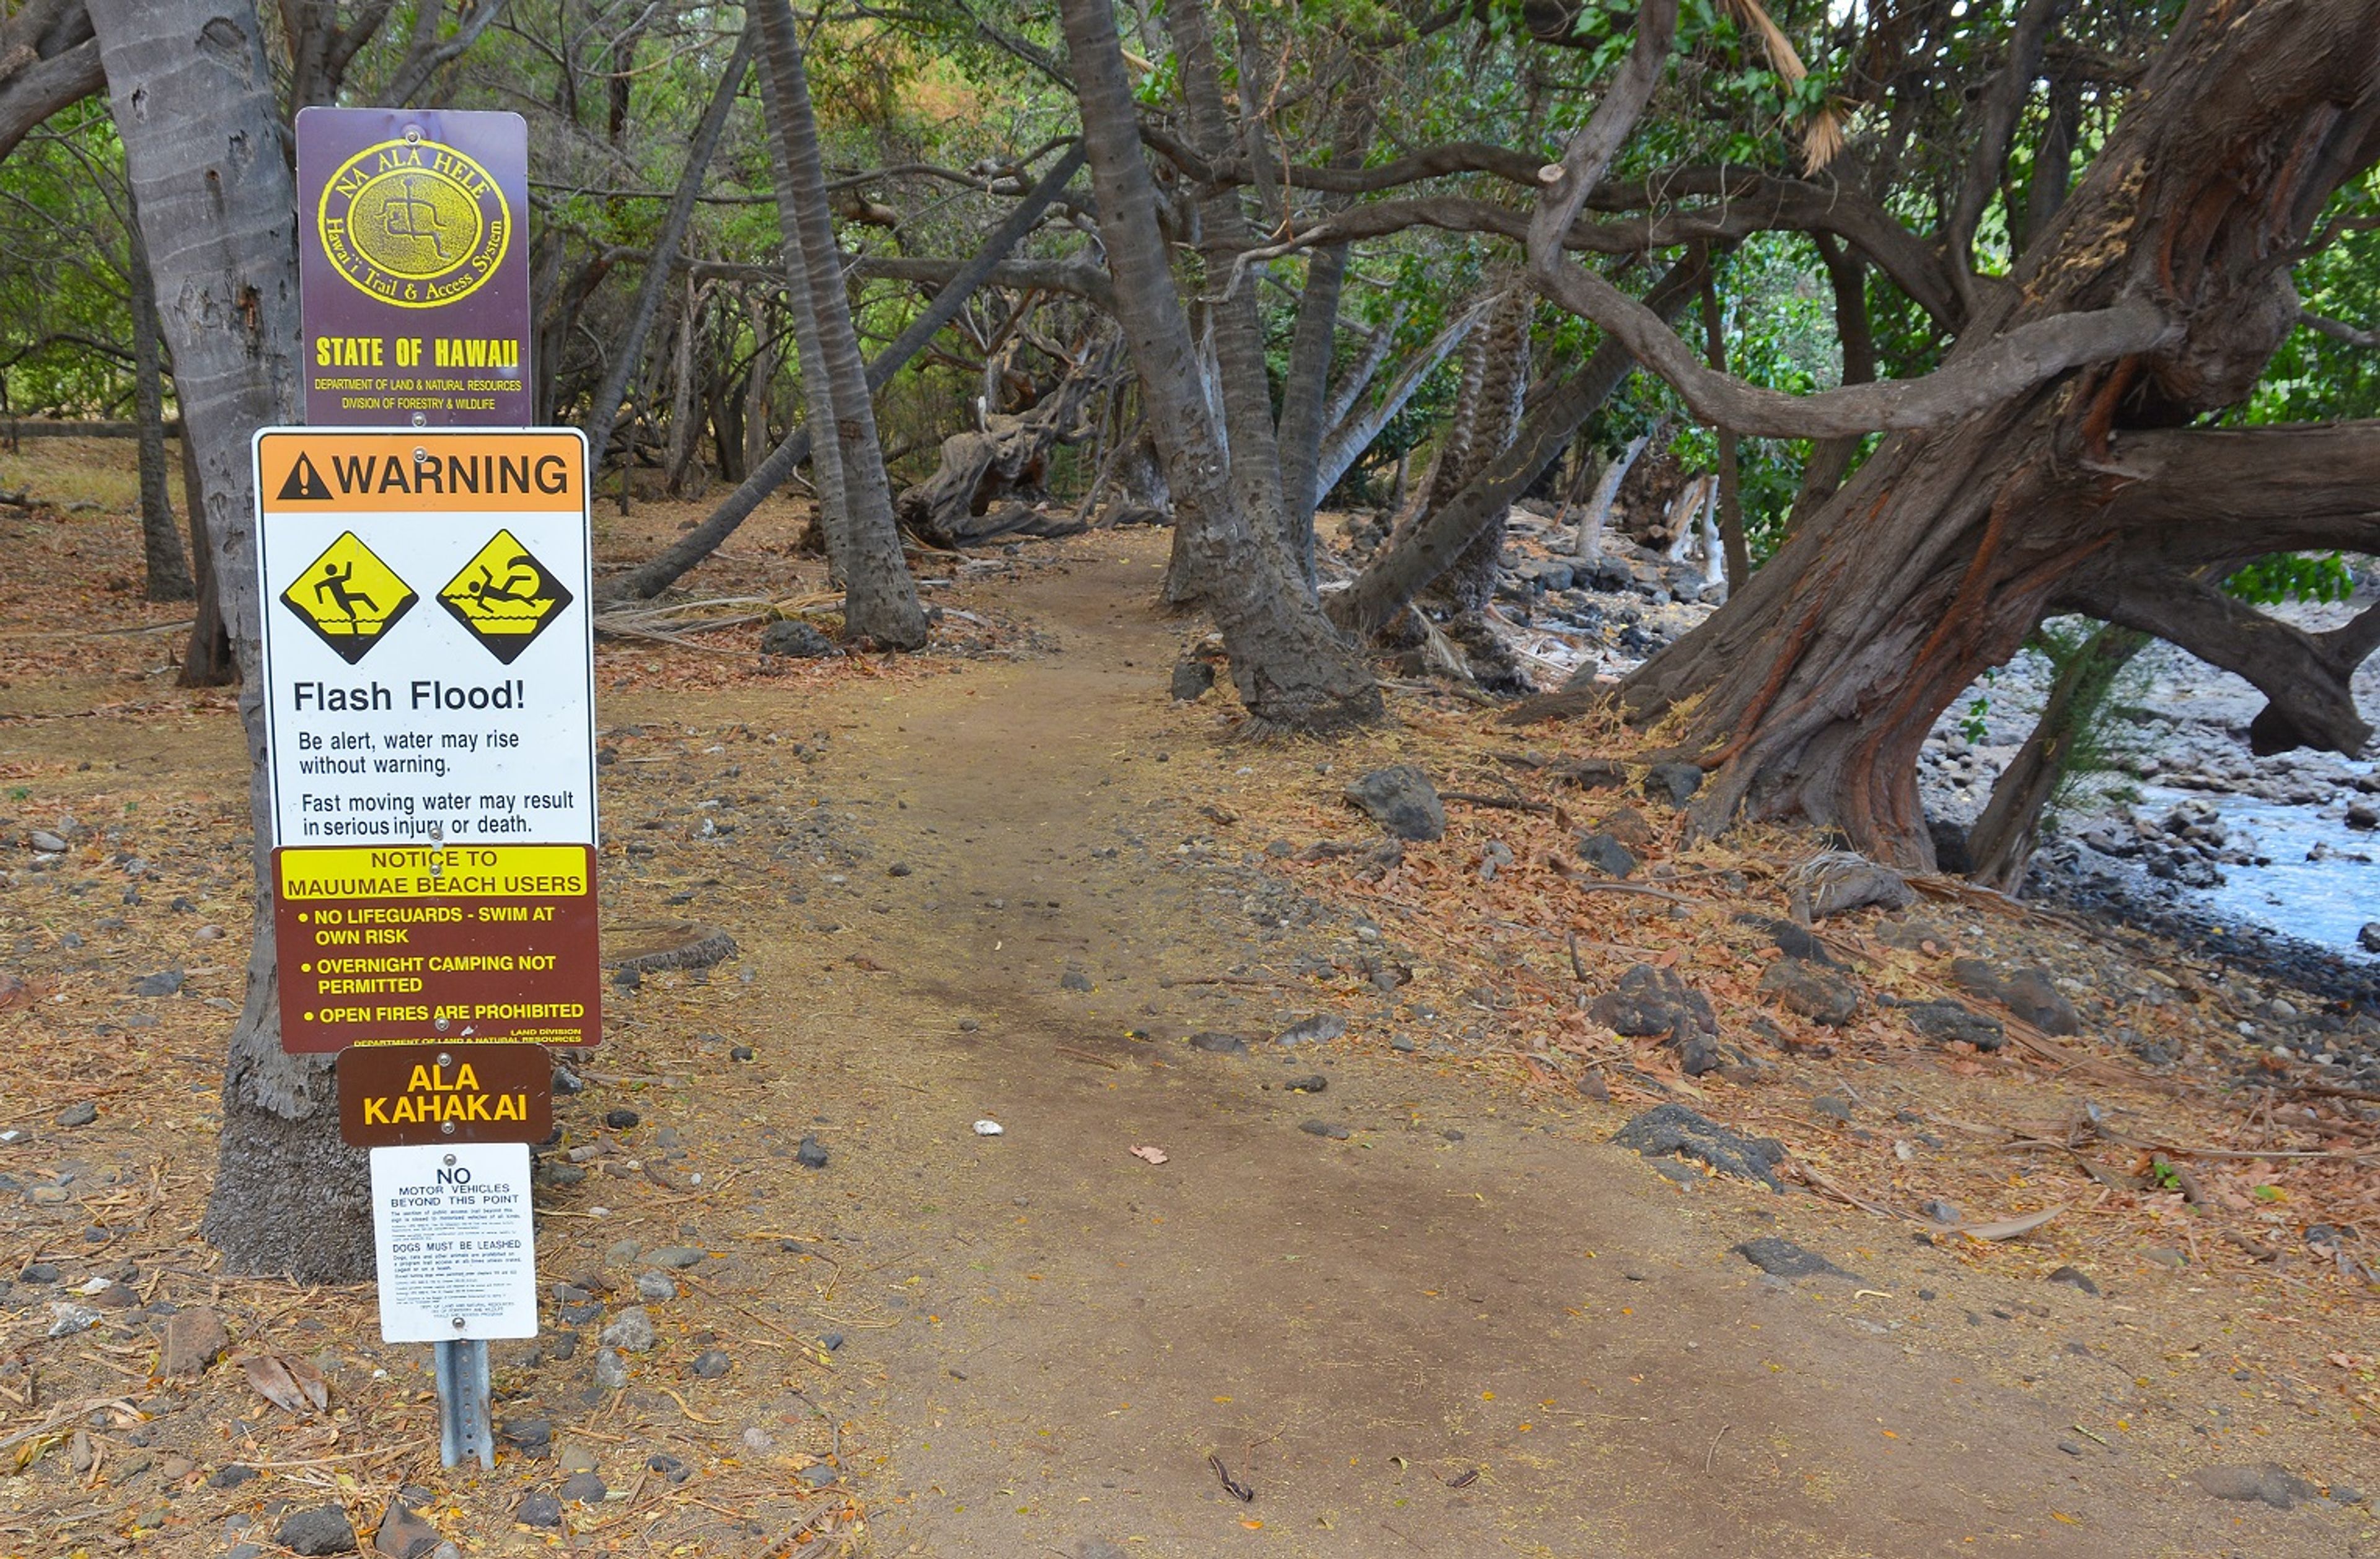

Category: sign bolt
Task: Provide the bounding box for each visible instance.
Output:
[451,1316,466,1330]
[411,411,427,427]
[443,1154,457,1166]
[435,1016,449,1032]
[413,446,430,465]
[441,1120,456,1135]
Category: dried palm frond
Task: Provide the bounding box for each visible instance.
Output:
[1719,0,1844,173]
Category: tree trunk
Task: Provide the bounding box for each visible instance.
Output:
[1785,235,1875,532]
[603,144,1086,602]
[1429,286,1532,617]
[174,405,234,687]
[92,0,370,1281]
[125,195,192,602]
[754,2,927,648]
[1059,0,1380,729]
[1965,623,2148,893]
[1311,300,1482,508]
[582,29,751,470]
[1274,242,1346,582]
[1698,261,1748,589]
[1613,0,2380,869]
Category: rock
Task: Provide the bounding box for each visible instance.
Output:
[1757,959,1861,1026]
[158,1306,228,1377]
[1875,918,1950,953]
[54,1100,96,1127]
[2348,802,2379,831]
[1790,852,1914,919]
[1275,1014,1346,1047]
[20,1263,59,1283]
[1168,658,1215,701]
[759,619,837,658]
[2047,1266,2100,1296]
[1187,1031,1248,1055]
[516,1490,564,1528]
[1059,965,1093,991]
[604,1108,640,1130]
[2360,923,2380,954]
[2059,1439,2084,1457]
[373,1503,440,1559]
[742,1426,775,1453]
[1950,960,2079,1034]
[1598,807,1655,849]
[635,1272,676,1301]
[29,829,68,853]
[1589,964,1720,1074]
[1341,765,1447,842]
[729,1044,756,1062]
[690,1348,731,1379]
[1898,998,2005,1051]
[1641,762,1703,807]
[1611,1104,1785,1191]
[599,1309,656,1353]
[555,1442,598,1473]
[796,1133,828,1169]
[1298,1120,1352,1140]
[593,1348,630,1389]
[559,1471,607,1503]
[130,969,183,998]
[500,1418,552,1457]
[1735,914,1839,966]
[1733,1236,1864,1285]
[1918,1199,1961,1224]
[646,1453,690,1482]
[209,1464,258,1489]
[276,1504,358,1556]
[1928,816,1974,874]
[1284,1074,1326,1093]
[1574,832,1637,878]
[645,1245,705,1269]
[2192,1462,2318,1509]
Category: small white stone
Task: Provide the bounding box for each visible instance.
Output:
[972,1119,1004,1136]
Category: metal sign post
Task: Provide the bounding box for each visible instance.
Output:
[433,1338,495,1469]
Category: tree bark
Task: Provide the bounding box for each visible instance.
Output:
[1274,242,1347,582]
[91,0,369,1281]
[581,29,751,472]
[1610,0,2380,867]
[0,0,102,165]
[603,144,1085,602]
[755,0,927,647]
[1058,0,1380,729]
[125,194,192,602]
[174,402,233,687]
[1698,259,1747,588]
[1784,234,1875,531]
[1310,299,1483,505]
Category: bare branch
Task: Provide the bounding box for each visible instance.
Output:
[0,0,100,167]
[2093,421,2380,562]
[384,0,506,107]
[1947,0,2066,294]
[2300,309,2380,348]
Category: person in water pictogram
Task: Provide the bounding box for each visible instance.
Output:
[465,557,545,609]
[314,560,379,622]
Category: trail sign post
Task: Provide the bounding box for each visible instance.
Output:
[255,427,594,1467]
[296,108,532,427]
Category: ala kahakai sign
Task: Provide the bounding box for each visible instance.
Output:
[296,107,532,426]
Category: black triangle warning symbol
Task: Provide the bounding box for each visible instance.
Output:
[278,453,331,501]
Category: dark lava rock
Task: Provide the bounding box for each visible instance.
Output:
[796,1133,829,1169]
[1950,959,2079,1035]
[54,1100,96,1127]
[1169,658,1215,701]
[1757,959,1861,1026]
[559,1471,607,1503]
[130,969,183,998]
[158,1306,228,1377]
[208,1463,258,1488]
[1733,1236,1863,1285]
[1275,1013,1347,1047]
[1597,806,1655,850]
[2047,1265,2100,1297]
[1641,762,1703,807]
[372,1502,439,1559]
[1611,1103,1784,1191]
[759,619,838,658]
[731,1044,756,1061]
[516,1490,564,1527]
[604,1108,640,1130]
[1900,998,2006,1052]
[1060,965,1093,991]
[1574,832,1637,879]
[1342,765,1447,842]
[690,1348,732,1379]
[20,1263,60,1283]
[1796,853,1915,919]
[2361,923,2380,955]
[275,1504,358,1556]
[1298,1120,1352,1140]
[2192,1462,2319,1509]
[500,1418,554,1458]
[1284,1074,1327,1093]
[1590,964,1720,1074]
[1188,1031,1248,1055]
[1736,913,1838,966]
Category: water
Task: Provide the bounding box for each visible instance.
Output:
[2134,783,2380,957]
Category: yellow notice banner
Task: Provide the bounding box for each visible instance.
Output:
[277,843,591,900]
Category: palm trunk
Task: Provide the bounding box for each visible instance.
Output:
[1272,243,1346,582]
[754,2,926,648]
[91,0,369,1281]
[1058,0,1379,729]
[125,195,192,602]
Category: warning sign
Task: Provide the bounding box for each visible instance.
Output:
[279,531,419,664]
[338,1043,552,1148]
[437,530,573,664]
[253,429,594,851]
[370,1141,538,1342]
[271,843,601,1053]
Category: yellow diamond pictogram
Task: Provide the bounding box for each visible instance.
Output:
[437,529,573,665]
[280,531,418,664]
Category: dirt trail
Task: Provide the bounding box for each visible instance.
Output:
[687,543,2348,1558]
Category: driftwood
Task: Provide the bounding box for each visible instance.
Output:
[895,352,1110,548]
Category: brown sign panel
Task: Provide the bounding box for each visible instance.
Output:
[295,107,532,426]
[273,843,602,1053]
[338,1042,553,1148]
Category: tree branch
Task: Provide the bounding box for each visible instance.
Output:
[383,0,505,107]
[0,32,100,165]
[2092,421,2380,563]
[1947,0,2065,297]
[2301,309,2380,348]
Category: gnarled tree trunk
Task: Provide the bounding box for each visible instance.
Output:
[1611,0,2380,867]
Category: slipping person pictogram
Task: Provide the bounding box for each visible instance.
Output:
[279,531,418,664]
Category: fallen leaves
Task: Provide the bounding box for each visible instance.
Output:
[240,1351,329,1414]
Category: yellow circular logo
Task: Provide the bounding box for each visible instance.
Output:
[317,137,509,309]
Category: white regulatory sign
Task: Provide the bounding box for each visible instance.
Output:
[253,428,597,852]
[369,1141,538,1342]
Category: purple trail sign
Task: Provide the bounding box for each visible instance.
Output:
[296,107,532,428]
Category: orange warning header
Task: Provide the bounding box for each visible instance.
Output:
[257,430,584,514]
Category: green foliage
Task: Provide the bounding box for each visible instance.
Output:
[2225,552,2355,606]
